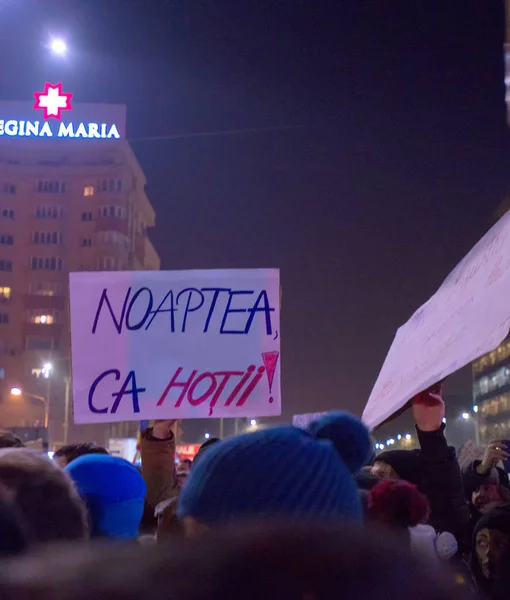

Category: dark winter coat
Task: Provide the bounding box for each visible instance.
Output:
[376,424,470,553]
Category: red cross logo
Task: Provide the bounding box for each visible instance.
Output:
[33,82,73,120]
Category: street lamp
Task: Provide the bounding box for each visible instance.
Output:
[50,38,67,56]
[249,419,257,427]
[10,387,48,428]
[36,358,72,446]
[42,362,53,379]
[204,432,210,440]
[0,35,69,59]
[460,410,479,445]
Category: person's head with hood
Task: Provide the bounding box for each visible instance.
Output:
[471,510,510,598]
[66,454,146,540]
[370,449,421,484]
[178,412,371,536]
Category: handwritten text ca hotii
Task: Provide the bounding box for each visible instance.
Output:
[87,287,278,415]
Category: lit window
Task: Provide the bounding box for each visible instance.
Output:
[33,314,54,325]
[84,185,95,197]
[0,287,11,303]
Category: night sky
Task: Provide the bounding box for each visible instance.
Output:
[1,1,509,437]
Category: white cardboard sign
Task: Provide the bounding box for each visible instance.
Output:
[292,412,328,429]
[69,269,281,424]
[363,211,510,430]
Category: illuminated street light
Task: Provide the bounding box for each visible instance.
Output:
[461,412,470,420]
[204,432,210,440]
[249,419,257,427]
[10,387,22,396]
[42,362,53,378]
[50,38,67,56]
[473,405,479,413]
[397,434,402,441]
[405,433,411,441]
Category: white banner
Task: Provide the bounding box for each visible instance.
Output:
[69,269,281,423]
[363,211,510,430]
[292,412,328,429]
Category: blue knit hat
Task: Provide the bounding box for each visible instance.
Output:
[66,454,146,539]
[178,411,371,524]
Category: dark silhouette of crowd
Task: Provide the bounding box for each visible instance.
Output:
[0,384,508,599]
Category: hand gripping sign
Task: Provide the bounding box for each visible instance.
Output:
[69,269,281,424]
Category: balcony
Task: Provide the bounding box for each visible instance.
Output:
[95,217,128,235]
[23,322,63,338]
[23,294,66,310]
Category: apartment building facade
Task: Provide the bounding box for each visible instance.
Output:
[0,83,160,446]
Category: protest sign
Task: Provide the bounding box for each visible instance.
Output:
[363,210,510,430]
[292,412,328,429]
[69,269,281,424]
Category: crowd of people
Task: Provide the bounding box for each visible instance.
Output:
[0,385,507,599]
